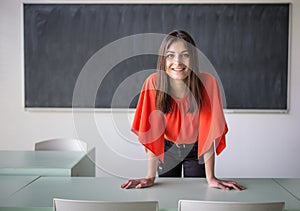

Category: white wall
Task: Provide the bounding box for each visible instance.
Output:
[0,0,299,178]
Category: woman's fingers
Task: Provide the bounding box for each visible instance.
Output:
[219,180,246,191]
[226,181,245,191]
[121,179,144,189]
[121,178,155,189]
[208,178,246,191]
[121,180,135,189]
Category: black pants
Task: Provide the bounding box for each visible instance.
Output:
[158,139,206,178]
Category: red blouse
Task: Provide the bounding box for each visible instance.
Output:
[131,72,228,162]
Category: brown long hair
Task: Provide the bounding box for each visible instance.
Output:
[155,30,205,113]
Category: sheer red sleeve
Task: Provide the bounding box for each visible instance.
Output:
[131,74,165,162]
[197,73,228,158]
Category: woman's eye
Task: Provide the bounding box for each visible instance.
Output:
[166,54,174,59]
[181,53,190,58]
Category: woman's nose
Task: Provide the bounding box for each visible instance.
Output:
[173,55,181,63]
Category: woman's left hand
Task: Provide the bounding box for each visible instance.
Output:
[207,177,246,191]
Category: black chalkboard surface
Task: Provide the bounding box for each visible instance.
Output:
[24,4,289,110]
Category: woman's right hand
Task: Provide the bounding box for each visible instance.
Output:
[121,177,155,189]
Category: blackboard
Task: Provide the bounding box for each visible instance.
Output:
[24,4,289,110]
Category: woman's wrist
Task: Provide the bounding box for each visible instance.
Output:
[146,176,156,183]
[206,176,217,184]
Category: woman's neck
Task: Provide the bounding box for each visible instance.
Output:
[169,78,188,98]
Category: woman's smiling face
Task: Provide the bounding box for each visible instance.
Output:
[165,40,191,81]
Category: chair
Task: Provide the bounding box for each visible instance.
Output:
[34,138,87,151]
[178,200,285,211]
[53,198,159,211]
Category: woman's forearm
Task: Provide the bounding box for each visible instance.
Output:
[120,150,158,189]
[147,151,159,179]
[202,143,246,190]
[204,144,216,182]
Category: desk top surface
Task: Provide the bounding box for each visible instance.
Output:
[0,150,85,168]
[274,179,300,201]
[2,177,300,211]
[0,150,86,176]
[0,175,39,200]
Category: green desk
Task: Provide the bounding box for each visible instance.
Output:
[0,176,39,202]
[0,149,95,177]
[1,177,300,211]
[274,179,300,201]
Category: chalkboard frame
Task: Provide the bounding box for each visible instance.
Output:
[22,2,291,113]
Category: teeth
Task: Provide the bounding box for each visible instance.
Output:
[173,68,185,71]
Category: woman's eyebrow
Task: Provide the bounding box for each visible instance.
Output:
[166,50,175,53]
[166,50,189,53]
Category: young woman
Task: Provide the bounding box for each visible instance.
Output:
[121,30,245,191]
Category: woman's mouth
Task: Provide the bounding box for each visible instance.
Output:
[172,67,186,72]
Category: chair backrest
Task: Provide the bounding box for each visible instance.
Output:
[178,200,285,211]
[53,198,159,211]
[35,138,87,151]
